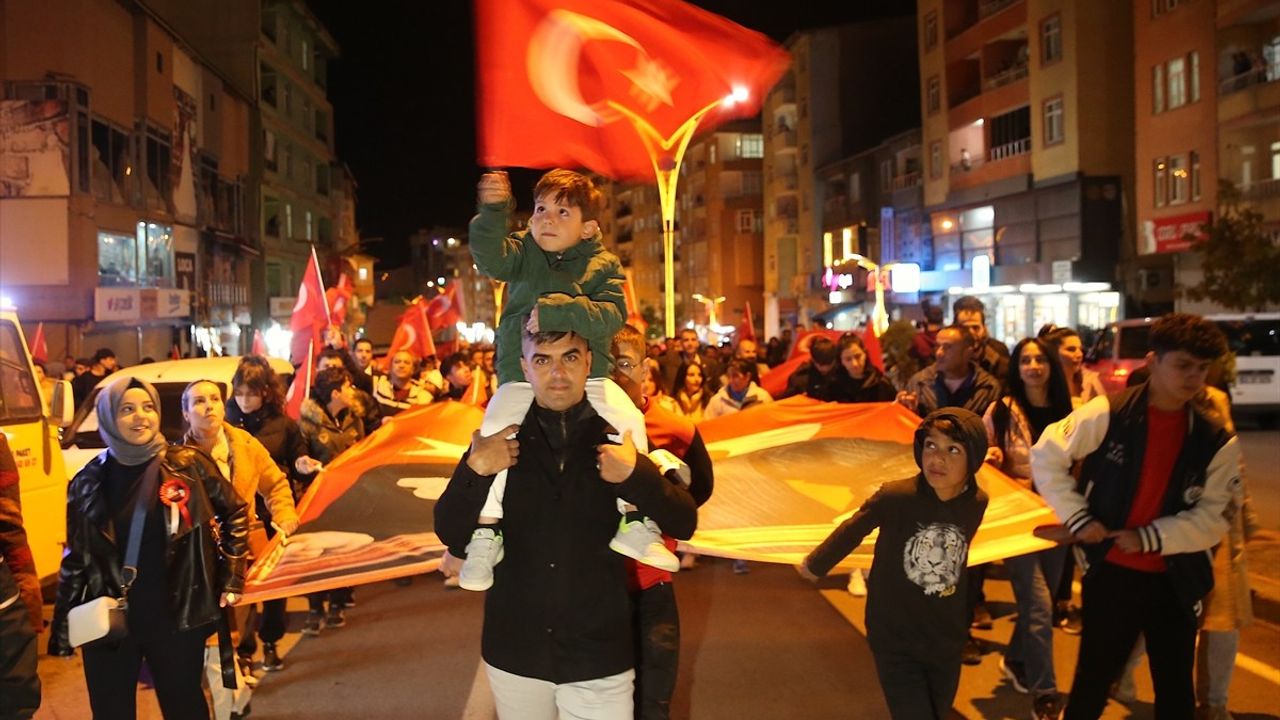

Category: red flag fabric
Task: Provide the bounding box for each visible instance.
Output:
[738,301,756,342]
[621,273,647,336]
[29,323,47,364]
[463,367,490,407]
[426,283,462,331]
[385,299,438,368]
[788,329,845,360]
[169,344,181,361]
[284,341,314,422]
[240,397,1056,603]
[476,0,790,180]
[326,273,354,327]
[759,354,807,398]
[862,323,884,372]
[251,330,267,357]
[290,248,330,367]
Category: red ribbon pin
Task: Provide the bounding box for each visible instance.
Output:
[159,478,192,531]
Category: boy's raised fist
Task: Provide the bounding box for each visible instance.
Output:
[478,171,511,205]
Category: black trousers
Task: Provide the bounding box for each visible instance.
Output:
[872,648,961,720]
[236,598,288,654]
[632,582,680,720]
[308,587,353,613]
[1064,562,1197,720]
[81,623,212,720]
[0,563,40,720]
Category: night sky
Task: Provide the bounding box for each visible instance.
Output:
[306,0,916,268]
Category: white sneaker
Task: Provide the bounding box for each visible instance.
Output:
[609,517,679,572]
[459,528,504,591]
[847,569,867,596]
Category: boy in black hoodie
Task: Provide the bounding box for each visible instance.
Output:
[801,408,990,720]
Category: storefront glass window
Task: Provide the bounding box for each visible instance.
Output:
[98,231,137,286]
[1032,294,1071,336]
[138,223,174,287]
[935,233,962,272]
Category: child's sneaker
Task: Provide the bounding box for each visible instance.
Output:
[609,517,679,571]
[459,527,504,591]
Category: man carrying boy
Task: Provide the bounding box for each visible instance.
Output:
[435,326,697,719]
[459,170,672,591]
[800,408,990,720]
[1031,313,1239,720]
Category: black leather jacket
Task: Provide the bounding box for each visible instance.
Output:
[49,446,248,655]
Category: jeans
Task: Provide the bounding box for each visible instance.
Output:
[872,649,961,720]
[1005,546,1066,695]
[633,582,680,720]
[1196,629,1239,707]
[1064,562,1197,720]
[485,662,635,720]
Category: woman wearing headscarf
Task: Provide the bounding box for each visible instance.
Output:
[182,379,299,681]
[48,376,248,719]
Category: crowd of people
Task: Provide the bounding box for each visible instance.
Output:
[0,166,1266,720]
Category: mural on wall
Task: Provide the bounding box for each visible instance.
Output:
[0,100,71,198]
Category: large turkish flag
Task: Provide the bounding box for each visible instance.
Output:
[476,0,790,180]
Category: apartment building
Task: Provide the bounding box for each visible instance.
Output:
[816,129,929,330]
[1,0,254,361]
[913,0,1133,344]
[597,178,665,324]
[1133,0,1279,316]
[762,18,920,338]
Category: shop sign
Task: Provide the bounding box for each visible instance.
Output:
[1052,260,1072,284]
[269,296,297,318]
[144,289,191,318]
[95,288,140,322]
[175,252,196,292]
[1143,212,1210,254]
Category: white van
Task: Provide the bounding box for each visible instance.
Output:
[62,356,295,480]
[0,309,74,584]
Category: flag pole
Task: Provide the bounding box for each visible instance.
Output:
[605,97,729,339]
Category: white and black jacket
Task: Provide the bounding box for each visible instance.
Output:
[1031,384,1240,605]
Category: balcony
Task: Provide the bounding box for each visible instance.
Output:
[979,0,1019,19]
[1218,70,1279,126]
[892,171,922,191]
[985,63,1028,91]
[772,129,797,154]
[946,0,1027,67]
[948,138,1031,191]
[1241,177,1280,200]
[989,137,1030,161]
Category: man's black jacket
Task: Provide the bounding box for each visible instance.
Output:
[435,397,697,683]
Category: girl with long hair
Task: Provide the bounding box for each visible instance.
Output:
[672,362,711,422]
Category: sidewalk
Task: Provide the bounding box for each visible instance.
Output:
[1247,538,1280,625]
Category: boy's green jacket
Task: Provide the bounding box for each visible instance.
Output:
[469,200,627,385]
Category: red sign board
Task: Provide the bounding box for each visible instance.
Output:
[1145,211,1210,254]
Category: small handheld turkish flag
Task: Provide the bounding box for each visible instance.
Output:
[476,0,789,180]
[29,322,48,364]
[290,248,330,367]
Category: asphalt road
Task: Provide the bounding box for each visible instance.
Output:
[35,559,1280,719]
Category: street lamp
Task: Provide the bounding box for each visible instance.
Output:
[843,254,890,335]
[690,293,726,326]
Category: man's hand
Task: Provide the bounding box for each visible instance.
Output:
[598,429,638,484]
[895,390,918,412]
[439,549,463,578]
[1110,529,1143,554]
[466,424,521,476]
[275,519,299,537]
[477,171,511,206]
[525,305,540,333]
[295,455,323,475]
[221,591,240,608]
[1075,520,1109,544]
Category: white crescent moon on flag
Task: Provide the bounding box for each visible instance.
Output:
[401,324,417,351]
[526,9,644,127]
[293,284,308,314]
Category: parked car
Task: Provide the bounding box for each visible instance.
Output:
[0,308,74,584]
[1088,314,1280,421]
[61,356,295,480]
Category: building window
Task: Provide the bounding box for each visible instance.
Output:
[139,222,174,287]
[880,159,893,190]
[1272,141,1280,180]
[143,127,172,209]
[156,52,163,74]
[738,133,764,158]
[301,39,310,71]
[927,76,941,115]
[1154,157,1168,207]
[316,163,331,196]
[924,11,938,51]
[1167,57,1186,108]
[98,232,137,285]
[1189,51,1200,102]
[1041,14,1062,65]
[1169,154,1189,204]
[91,118,132,203]
[930,142,942,179]
[263,129,277,172]
[305,210,314,241]
[282,82,292,115]
[1190,150,1201,201]
[737,209,754,232]
[850,172,861,202]
[1043,96,1064,146]
[260,63,277,107]
[1153,64,1165,113]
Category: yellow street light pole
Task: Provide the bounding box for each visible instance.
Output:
[846,253,890,335]
[606,89,748,338]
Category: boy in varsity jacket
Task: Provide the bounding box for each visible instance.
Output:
[1031,313,1240,720]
